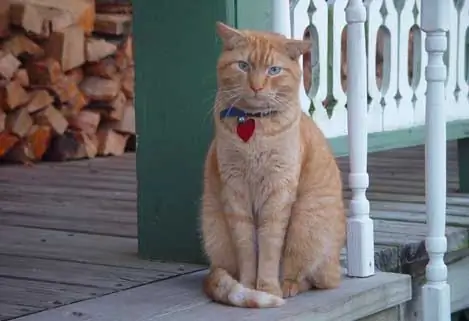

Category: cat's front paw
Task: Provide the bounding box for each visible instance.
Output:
[256,279,282,297]
[281,279,299,298]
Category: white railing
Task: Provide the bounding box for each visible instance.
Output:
[285,0,469,139]
[421,1,451,320]
[271,0,454,319]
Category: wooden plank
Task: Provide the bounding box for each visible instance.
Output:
[0,302,43,321]
[0,183,136,201]
[371,210,469,227]
[0,276,111,309]
[0,200,136,221]
[13,271,411,321]
[0,255,174,290]
[0,176,136,192]
[0,226,205,273]
[0,211,137,237]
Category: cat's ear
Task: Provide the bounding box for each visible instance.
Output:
[284,39,312,60]
[215,21,245,50]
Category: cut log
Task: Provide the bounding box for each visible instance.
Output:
[95,2,132,15]
[26,57,63,85]
[103,101,135,134]
[44,25,85,72]
[4,140,36,163]
[0,79,30,111]
[68,109,101,135]
[88,90,126,121]
[0,108,5,132]
[105,90,126,120]
[65,67,85,84]
[25,90,54,113]
[94,13,131,35]
[97,128,128,156]
[0,2,11,38]
[48,76,81,103]
[121,67,134,99]
[62,91,88,118]
[2,33,44,58]
[14,68,30,87]
[6,107,34,137]
[27,124,52,159]
[0,132,19,157]
[74,131,98,159]
[43,130,79,161]
[84,56,117,79]
[0,52,22,80]
[9,3,46,37]
[85,37,117,62]
[33,105,68,135]
[115,48,130,71]
[80,76,120,101]
[4,125,52,163]
[122,34,133,61]
[10,0,95,35]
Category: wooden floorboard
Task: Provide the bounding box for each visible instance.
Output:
[0,142,468,320]
[13,271,411,321]
[0,154,204,321]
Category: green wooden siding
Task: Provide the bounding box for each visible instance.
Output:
[134,0,235,263]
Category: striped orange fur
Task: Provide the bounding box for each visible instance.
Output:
[200,22,346,308]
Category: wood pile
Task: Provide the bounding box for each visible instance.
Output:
[0,0,135,164]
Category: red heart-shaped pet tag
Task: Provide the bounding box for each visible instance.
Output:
[236,119,255,142]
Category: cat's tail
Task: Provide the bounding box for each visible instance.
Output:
[203,267,285,308]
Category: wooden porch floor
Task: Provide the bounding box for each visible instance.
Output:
[0,142,468,320]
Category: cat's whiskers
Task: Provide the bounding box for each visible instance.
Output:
[202,88,243,123]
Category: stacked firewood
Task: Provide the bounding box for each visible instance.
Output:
[0,0,134,163]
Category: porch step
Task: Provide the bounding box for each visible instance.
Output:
[15,271,411,321]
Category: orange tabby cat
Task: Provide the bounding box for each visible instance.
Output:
[201,22,346,308]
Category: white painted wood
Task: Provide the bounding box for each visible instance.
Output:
[455,0,469,120]
[403,255,469,321]
[271,0,469,140]
[365,0,399,132]
[443,2,459,122]
[13,271,411,321]
[410,6,429,128]
[421,1,452,320]
[329,1,348,136]
[292,0,333,133]
[345,0,374,277]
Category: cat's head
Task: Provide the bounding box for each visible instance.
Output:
[215,22,311,113]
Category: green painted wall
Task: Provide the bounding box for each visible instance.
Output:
[236,0,272,30]
[134,0,235,263]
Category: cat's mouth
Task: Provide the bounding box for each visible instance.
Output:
[236,98,277,114]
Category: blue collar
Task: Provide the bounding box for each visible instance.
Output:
[219,106,276,120]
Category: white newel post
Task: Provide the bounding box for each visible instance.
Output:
[421,1,451,321]
[345,0,374,277]
[271,0,291,37]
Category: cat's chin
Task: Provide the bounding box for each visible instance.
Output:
[236,99,273,112]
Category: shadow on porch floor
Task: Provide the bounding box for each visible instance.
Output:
[0,142,467,320]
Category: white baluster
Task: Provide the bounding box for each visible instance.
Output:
[421,1,451,320]
[271,0,291,37]
[345,0,374,277]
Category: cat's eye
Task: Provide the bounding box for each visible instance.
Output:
[237,61,250,72]
[267,66,283,75]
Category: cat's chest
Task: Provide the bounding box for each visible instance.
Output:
[217,135,300,182]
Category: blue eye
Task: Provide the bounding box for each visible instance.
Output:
[268,66,282,75]
[237,61,250,71]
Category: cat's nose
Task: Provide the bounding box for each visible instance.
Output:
[250,85,263,93]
